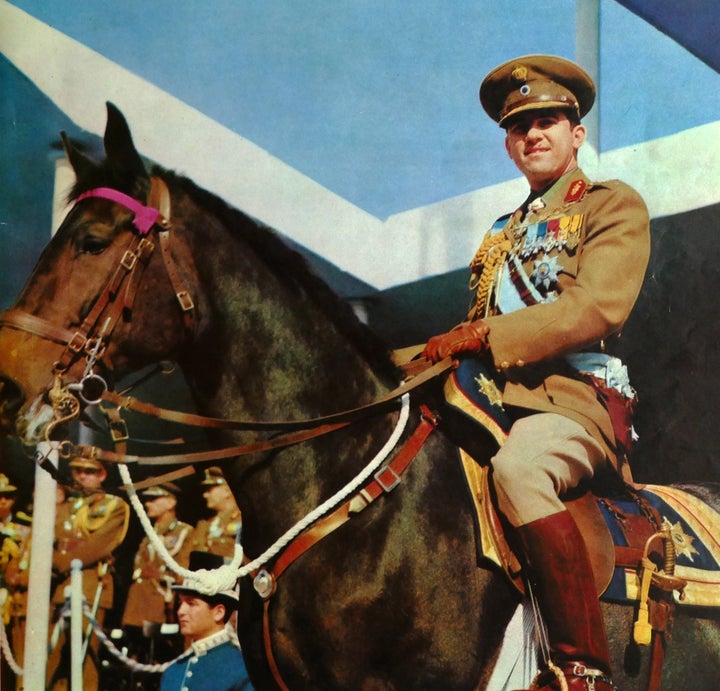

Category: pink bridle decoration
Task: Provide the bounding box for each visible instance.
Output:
[75,187,160,235]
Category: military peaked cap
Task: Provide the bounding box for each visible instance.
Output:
[0,473,18,494]
[68,456,105,472]
[480,54,595,127]
[141,482,181,498]
[201,466,227,486]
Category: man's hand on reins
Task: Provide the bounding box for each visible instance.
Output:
[421,320,490,363]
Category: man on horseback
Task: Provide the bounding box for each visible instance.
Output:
[422,54,650,690]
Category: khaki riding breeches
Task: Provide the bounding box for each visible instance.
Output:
[491,412,607,527]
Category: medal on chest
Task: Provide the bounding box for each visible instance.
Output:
[515,213,583,260]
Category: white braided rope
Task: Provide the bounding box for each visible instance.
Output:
[0,605,23,676]
[119,393,410,593]
[80,603,174,674]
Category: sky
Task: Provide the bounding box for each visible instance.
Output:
[7,0,720,218]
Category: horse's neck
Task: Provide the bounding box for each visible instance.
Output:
[165,199,401,541]
[177,215,391,422]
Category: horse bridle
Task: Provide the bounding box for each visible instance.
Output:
[0,177,193,418]
[0,174,455,455]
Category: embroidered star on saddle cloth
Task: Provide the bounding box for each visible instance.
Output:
[601,485,720,608]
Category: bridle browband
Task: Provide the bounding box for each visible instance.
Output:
[75,186,163,235]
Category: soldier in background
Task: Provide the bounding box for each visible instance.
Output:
[0,473,31,690]
[185,467,242,560]
[47,457,130,690]
[122,483,193,664]
[0,474,30,574]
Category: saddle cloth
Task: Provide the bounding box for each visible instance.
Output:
[460,452,720,609]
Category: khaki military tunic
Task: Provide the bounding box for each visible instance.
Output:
[47,490,129,689]
[469,167,650,477]
[185,508,242,560]
[1,515,31,686]
[52,490,130,607]
[122,515,193,627]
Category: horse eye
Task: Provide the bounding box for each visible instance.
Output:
[80,236,111,255]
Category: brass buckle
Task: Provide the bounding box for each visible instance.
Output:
[176,291,194,312]
[137,238,155,260]
[67,331,87,353]
[120,249,137,271]
[374,465,400,493]
[109,418,129,443]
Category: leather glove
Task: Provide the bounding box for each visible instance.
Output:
[421,321,490,363]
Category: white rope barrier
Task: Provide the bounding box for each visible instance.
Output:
[0,595,23,677]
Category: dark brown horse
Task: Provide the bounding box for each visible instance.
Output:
[1,104,719,689]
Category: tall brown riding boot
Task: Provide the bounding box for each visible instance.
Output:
[514,510,615,691]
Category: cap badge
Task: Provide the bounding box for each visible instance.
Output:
[511,66,528,82]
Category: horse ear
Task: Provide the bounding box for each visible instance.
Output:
[61,131,96,181]
[103,102,147,180]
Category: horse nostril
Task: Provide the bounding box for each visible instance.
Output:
[0,376,25,425]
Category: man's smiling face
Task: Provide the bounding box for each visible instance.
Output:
[504,109,586,191]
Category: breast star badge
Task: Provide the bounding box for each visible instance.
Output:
[530,255,561,292]
[474,373,503,408]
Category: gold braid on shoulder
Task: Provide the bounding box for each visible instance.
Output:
[74,497,130,542]
[468,232,512,319]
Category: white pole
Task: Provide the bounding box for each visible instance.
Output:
[22,441,59,690]
[576,0,601,175]
[69,559,84,691]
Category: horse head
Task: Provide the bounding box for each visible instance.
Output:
[0,103,195,443]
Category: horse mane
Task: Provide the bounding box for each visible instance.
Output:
[154,167,400,382]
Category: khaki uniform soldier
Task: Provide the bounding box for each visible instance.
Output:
[122,483,192,662]
[0,474,29,583]
[185,467,242,560]
[47,457,130,690]
[422,55,650,690]
[0,473,30,690]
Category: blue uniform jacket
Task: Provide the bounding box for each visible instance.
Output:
[160,630,254,691]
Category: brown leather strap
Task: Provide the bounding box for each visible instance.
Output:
[648,629,667,691]
[79,420,350,466]
[121,466,195,492]
[270,406,438,582]
[56,233,148,372]
[257,406,438,691]
[99,356,454,432]
[147,177,172,228]
[80,361,451,466]
[158,229,195,331]
[263,599,291,691]
[0,309,81,347]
